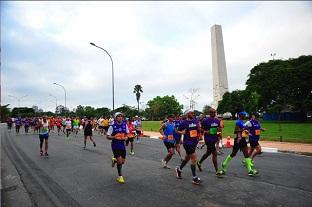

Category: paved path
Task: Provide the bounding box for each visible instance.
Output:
[1,127,312,207]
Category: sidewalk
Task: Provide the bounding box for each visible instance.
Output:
[143,131,312,156]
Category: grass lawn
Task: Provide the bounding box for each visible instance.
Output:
[142,120,312,143]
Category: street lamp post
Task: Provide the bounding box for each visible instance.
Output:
[53,83,66,115]
[90,42,115,112]
[8,94,28,107]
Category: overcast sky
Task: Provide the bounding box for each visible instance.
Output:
[1,1,312,112]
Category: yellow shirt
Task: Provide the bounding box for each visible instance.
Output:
[103,119,109,127]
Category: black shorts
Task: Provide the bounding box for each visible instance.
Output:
[183,143,197,155]
[127,137,134,142]
[113,149,126,159]
[205,140,217,152]
[164,141,175,150]
[103,126,109,131]
[136,130,142,135]
[84,132,92,136]
[39,134,49,140]
[233,137,248,152]
[249,140,260,148]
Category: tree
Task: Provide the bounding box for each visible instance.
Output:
[145,95,183,120]
[246,55,312,113]
[1,104,11,122]
[133,84,143,113]
[11,107,35,117]
[94,107,111,118]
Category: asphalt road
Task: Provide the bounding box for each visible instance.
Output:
[1,126,312,207]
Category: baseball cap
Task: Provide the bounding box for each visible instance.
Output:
[184,109,194,115]
[114,112,123,118]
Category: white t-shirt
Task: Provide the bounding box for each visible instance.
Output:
[65,120,72,129]
[97,118,104,126]
[243,121,252,128]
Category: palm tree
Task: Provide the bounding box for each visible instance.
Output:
[133,85,143,113]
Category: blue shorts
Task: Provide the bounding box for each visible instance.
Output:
[39,133,49,139]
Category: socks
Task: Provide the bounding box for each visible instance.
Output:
[244,158,252,172]
[117,164,122,176]
[191,164,196,177]
[222,155,232,169]
[180,160,187,170]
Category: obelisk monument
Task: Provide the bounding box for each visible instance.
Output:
[211,24,229,108]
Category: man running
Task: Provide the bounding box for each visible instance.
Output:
[159,114,176,169]
[15,117,22,134]
[39,116,49,156]
[72,117,80,136]
[175,109,202,185]
[173,114,183,161]
[134,116,143,143]
[106,112,129,184]
[197,108,224,176]
[244,113,265,172]
[65,118,72,138]
[83,118,96,149]
[221,112,257,176]
[126,118,136,155]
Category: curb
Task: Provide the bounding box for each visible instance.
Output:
[278,150,312,156]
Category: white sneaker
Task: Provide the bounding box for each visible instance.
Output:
[161,159,167,168]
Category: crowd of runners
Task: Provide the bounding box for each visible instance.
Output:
[6,109,264,185]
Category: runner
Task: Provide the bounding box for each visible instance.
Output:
[106,112,129,184]
[134,116,143,143]
[6,117,13,131]
[216,116,224,155]
[103,116,110,135]
[15,117,22,134]
[56,117,62,135]
[62,117,66,134]
[159,114,176,169]
[173,114,183,161]
[175,109,202,185]
[23,117,30,134]
[65,118,72,138]
[39,116,49,156]
[196,108,224,176]
[72,117,80,136]
[244,113,265,171]
[221,112,258,176]
[97,116,105,135]
[126,118,136,155]
[83,117,96,149]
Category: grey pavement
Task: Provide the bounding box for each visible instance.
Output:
[1,126,312,207]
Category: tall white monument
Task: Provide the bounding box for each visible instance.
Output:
[211,24,229,108]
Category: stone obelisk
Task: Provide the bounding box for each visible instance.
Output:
[211,24,229,108]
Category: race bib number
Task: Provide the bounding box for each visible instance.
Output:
[255,129,261,136]
[168,135,174,140]
[189,130,198,138]
[210,128,217,135]
[115,133,126,140]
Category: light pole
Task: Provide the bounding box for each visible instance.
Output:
[271,53,276,60]
[53,82,66,115]
[49,94,58,114]
[8,94,28,107]
[90,42,115,112]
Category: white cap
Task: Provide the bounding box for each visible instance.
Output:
[114,112,123,118]
[184,109,194,115]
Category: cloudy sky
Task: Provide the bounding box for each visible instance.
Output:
[1,1,312,112]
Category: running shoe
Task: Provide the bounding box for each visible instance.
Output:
[93,142,96,147]
[130,151,135,155]
[116,176,125,184]
[216,170,225,177]
[175,167,182,179]
[44,152,49,157]
[196,161,203,172]
[112,157,117,168]
[83,146,86,150]
[40,150,43,156]
[248,170,258,176]
[192,176,202,185]
[161,159,167,168]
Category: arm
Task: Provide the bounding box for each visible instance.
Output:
[106,126,114,140]
[159,123,166,137]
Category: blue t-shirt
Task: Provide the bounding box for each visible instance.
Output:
[235,119,245,138]
[248,119,261,141]
[163,122,175,144]
[202,117,220,142]
[178,119,200,145]
[109,121,129,150]
[173,119,182,139]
